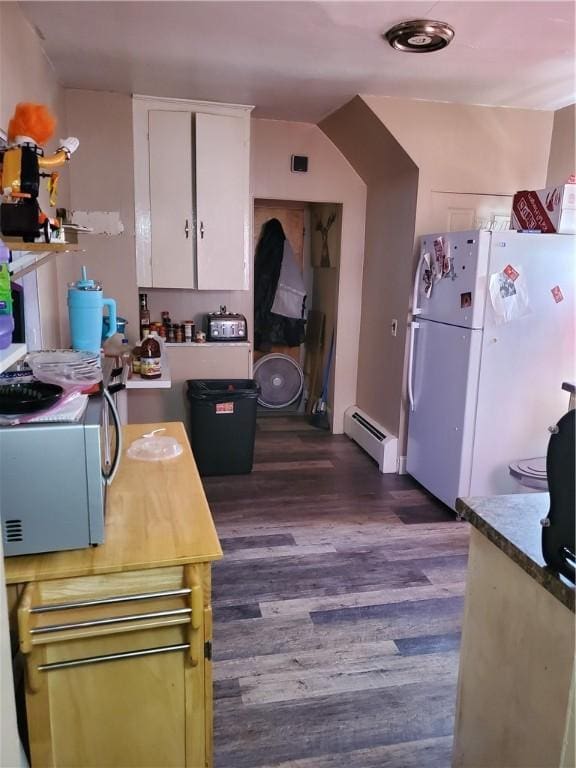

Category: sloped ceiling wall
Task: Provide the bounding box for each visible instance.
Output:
[320,97,418,437]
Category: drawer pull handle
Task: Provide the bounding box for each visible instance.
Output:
[38,643,190,672]
[31,588,192,614]
[31,607,191,635]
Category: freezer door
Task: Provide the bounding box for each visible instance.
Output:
[470,231,576,496]
[406,319,483,510]
[416,230,491,329]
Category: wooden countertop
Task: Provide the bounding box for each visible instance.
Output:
[456,493,574,612]
[4,422,222,585]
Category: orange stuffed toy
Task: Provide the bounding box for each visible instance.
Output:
[1,102,79,242]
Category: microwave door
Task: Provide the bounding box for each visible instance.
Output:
[102,388,122,485]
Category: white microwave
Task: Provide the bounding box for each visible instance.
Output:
[0,390,122,557]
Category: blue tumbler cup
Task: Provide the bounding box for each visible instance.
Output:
[68,266,117,354]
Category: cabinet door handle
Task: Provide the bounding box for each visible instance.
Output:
[199,220,205,239]
[185,219,190,239]
[30,607,191,635]
[37,643,191,672]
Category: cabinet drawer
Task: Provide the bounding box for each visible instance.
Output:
[18,566,204,647]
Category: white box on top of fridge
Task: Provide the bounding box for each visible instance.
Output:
[406,229,575,511]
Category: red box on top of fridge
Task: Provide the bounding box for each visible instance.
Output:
[511,183,576,234]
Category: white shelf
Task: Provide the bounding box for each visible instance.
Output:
[6,243,83,281]
[125,356,172,389]
[0,343,27,375]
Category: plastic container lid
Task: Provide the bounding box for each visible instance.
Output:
[26,349,103,386]
[127,435,183,462]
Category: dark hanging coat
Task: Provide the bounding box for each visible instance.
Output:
[254,218,306,350]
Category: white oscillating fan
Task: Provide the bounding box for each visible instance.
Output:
[253,353,304,409]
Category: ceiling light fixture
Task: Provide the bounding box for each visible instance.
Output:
[384,19,455,53]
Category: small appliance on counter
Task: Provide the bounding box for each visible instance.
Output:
[0,360,123,557]
[68,266,117,353]
[205,306,248,342]
[0,396,115,556]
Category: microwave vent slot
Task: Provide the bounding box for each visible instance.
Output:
[4,519,23,543]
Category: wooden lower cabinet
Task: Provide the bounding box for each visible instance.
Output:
[16,564,214,768]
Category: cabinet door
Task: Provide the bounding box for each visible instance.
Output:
[196,113,249,291]
[149,110,195,288]
[18,566,208,767]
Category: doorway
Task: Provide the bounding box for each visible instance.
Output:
[253,199,341,423]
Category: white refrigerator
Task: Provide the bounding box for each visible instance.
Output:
[406,229,575,510]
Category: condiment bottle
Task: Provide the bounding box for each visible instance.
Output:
[184,321,194,343]
[131,341,142,374]
[175,324,183,343]
[139,293,150,335]
[140,333,162,379]
[121,339,132,378]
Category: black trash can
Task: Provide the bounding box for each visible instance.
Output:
[186,379,260,476]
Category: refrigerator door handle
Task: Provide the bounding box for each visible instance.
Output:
[408,320,420,412]
[412,253,425,317]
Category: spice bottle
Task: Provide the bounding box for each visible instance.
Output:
[140,332,162,379]
[184,321,194,343]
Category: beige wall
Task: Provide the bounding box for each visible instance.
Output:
[0,2,67,349]
[345,95,554,452]
[59,89,139,345]
[546,104,576,187]
[321,97,418,437]
[251,118,367,432]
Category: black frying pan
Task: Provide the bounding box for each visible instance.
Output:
[0,382,64,414]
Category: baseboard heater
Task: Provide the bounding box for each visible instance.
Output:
[343,406,399,474]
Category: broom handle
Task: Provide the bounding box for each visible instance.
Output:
[320,331,335,400]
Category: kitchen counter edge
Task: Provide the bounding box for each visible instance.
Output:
[456,493,574,612]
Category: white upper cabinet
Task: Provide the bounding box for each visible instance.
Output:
[148,110,195,288]
[195,113,249,290]
[133,96,252,291]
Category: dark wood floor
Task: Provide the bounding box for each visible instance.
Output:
[203,417,470,768]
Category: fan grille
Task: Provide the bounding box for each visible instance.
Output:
[254,354,304,409]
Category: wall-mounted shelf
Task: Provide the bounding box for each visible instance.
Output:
[6,243,83,281]
[0,343,27,375]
